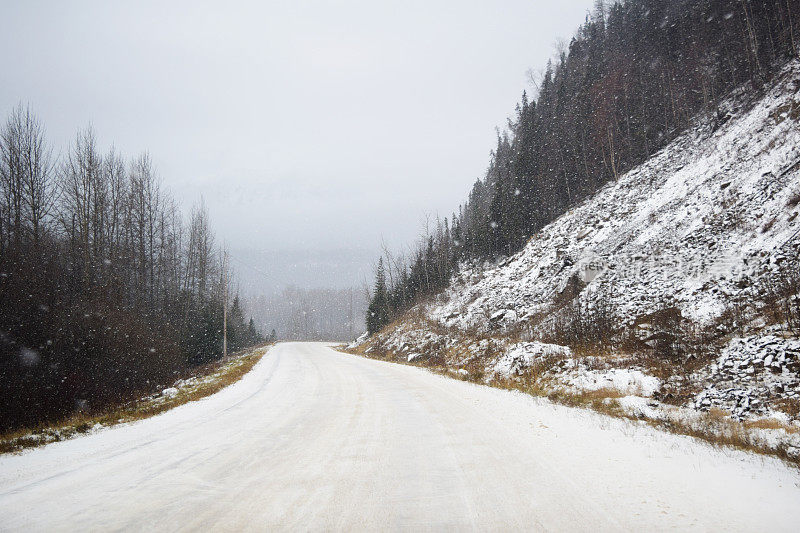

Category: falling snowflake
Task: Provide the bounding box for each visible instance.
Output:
[19,348,40,367]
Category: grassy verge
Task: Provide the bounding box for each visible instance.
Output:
[339,343,800,468]
[0,344,271,455]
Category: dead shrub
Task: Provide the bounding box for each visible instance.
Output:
[786,188,800,208]
[541,294,617,351]
[630,305,715,364]
[760,258,800,333]
[715,297,754,335]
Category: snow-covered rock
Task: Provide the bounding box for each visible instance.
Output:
[348,332,369,349]
[693,334,800,418]
[561,368,661,397]
[492,342,571,377]
[161,387,179,399]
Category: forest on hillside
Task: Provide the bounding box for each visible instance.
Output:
[0,108,263,431]
[367,0,800,334]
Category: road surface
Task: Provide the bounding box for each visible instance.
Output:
[1,342,799,531]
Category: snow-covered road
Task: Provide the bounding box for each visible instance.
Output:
[1,342,799,531]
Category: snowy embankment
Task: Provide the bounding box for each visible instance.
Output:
[1,346,269,453]
[354,60,800,461]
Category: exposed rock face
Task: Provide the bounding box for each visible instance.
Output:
[694,335,800,418]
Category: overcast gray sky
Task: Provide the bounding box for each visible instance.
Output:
[1,0,593,288]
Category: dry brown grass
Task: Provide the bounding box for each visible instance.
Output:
[744,417,800,433]
[498,369,625,414]
[0,345,270,454]
[642,408,800,467]
[775,397,800,418]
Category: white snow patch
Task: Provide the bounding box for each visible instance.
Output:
[562,368,662,397]
[493,342,571,377]
[161,387,179,399]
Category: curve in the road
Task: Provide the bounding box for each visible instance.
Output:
[1,342,799,532]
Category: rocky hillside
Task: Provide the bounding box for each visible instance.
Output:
[431,61,800,332]
[352,59,800,463]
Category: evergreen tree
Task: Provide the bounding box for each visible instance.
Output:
[246,318,261,346]
[366,258,390,335]
[227,294,246,351]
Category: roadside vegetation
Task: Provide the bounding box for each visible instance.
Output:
[0,344,270,454]
[0,106,268,434]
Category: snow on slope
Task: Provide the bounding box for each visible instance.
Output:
[430,60,800,331]
[694,334,800,418]
[357,61,800,458]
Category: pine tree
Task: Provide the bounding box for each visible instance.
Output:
[366,258,390,335]
[246,317,261,345]
[227,294,246,351]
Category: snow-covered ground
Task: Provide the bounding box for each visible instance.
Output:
[1,342,799,531]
